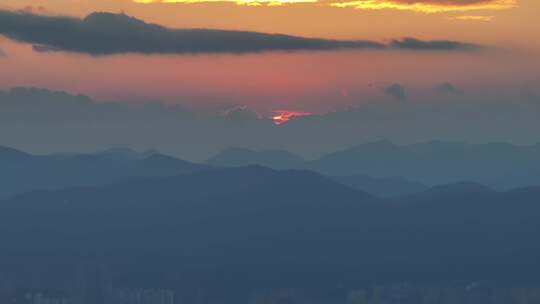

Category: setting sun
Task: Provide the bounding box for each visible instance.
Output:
[272,110,311,125]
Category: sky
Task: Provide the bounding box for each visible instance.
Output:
[0,0,539,158]
[0,0,538,114]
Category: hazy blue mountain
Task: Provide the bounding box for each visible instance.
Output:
[0,145,31,162]
[94,147,159,161]
[333,174,428,197]
[407,181,497,199]
[0,166,376,295]
[1,166,540,299]
[397,181,499,207]
[207,141,540,191]
[0,146,209,199]
[206,147,305,169]
[308,140,540,189]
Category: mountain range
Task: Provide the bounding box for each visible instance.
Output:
[0,145,209,199]
[4,140,540,199]
[207,141,540,190]
[1,162,540,300]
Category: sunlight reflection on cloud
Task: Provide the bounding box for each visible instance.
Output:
[134,0,517,12]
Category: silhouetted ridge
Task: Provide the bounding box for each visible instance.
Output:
[422,182,496,196]
[143,153,187,164]
[207,148,304,169]
[334,174,428,197]
[308,141,540,189]
[403,181,498,205]
[322,140,403,160]
[96,148,158,161]
[172,165,371,200]
[0,146,30,162]
[0,146,208,199]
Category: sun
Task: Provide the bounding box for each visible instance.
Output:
[271,110,311,125]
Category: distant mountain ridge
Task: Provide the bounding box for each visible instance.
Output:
[334,174,429,197]
[208,141,540,190]
[207,147,304,169]
[4,140,540,200]
[0,146,210,199]
[95,147,159,161]
[309,140,540,188]
[0,146,31,161]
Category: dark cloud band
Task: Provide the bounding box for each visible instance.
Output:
[0,10,481,55]
[390,37,480,50]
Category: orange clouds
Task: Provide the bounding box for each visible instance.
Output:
[450,15,495,21]
[134,0,316,5]
[330,0,516,12]
[134,0,517,12]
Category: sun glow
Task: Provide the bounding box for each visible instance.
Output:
[271,110,311,125]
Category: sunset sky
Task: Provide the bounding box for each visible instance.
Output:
[0,0,539,115]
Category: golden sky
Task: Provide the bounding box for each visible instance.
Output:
[1,0,538,47]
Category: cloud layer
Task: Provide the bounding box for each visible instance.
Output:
[0,10,482,55]
[136,0,516,12]
[0,10,383,55]
[330,0,517,13]
[2,86,539,161]
[390,38,480,50]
